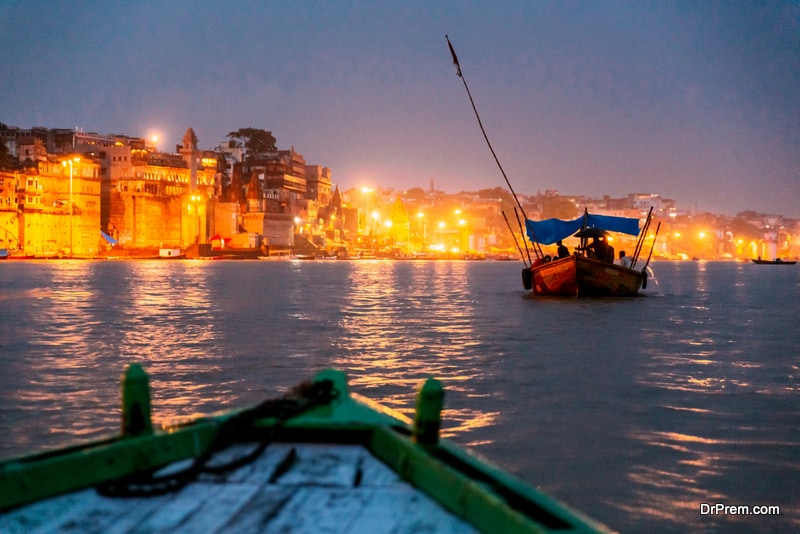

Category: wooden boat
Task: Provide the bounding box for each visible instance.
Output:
[522,212,652,297]
[751,258,797,265]
[185,242,267,260]
[158,248,185,259]
[527,254,644,297]
[444,38,658,299]
[0,364,610,533]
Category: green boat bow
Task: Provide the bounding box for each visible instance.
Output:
[0,365,611,533]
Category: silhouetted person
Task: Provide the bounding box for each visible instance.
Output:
[578,236,612,262]
[556,240,569,259]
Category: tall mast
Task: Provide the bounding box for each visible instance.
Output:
[446,35,529,222]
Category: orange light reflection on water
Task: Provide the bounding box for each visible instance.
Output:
[619,428,730,526]
[117,261,226,422]
[620,425,800,528]
[26,260,229,432]
[330,260,498,440]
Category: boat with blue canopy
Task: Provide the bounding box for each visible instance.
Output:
[520,210,658,297]
[525,213,640,247]
[444,36,659,297]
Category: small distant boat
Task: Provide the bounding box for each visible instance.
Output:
[159,248,184,259]
[0,364,611,533]
[493,253,518,261]
[185,242,266,260]
[347,251,377,260]
[751,258,797,265]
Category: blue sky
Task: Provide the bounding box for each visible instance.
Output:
[2,1,798,217]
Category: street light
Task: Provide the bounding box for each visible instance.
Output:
[417,211,427,250]
[62,157,80,255]
[191,194,202,243]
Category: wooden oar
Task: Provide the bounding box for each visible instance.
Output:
[502,211,529,266]
[631,207,653,268]
[513,207,540,261]
[641,221,661,272]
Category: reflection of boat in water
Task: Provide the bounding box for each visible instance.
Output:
[751,258,797,265]
[521,211,656,297]
[0,364,611,533]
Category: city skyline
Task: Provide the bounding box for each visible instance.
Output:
[2,119,790,223]
[2,1,798,218]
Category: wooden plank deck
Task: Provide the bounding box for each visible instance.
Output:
[0,443,480,534]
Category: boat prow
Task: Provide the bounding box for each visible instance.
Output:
[0,365,612,533]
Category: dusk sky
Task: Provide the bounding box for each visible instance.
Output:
[2,1,798,217]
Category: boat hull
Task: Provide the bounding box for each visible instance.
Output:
[530,255,643,297]
[751,259,797,265]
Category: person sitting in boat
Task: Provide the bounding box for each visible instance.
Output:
[531,254,552,267]
[556,240,570,259]
[617,250,632,268]
[577,236,612,263]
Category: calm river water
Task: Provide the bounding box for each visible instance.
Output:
[0,259,798,532]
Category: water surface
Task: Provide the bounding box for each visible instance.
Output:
[0,259,797,532]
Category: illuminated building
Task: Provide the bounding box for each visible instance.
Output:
[79,128,217,249]
[12,141,101,257]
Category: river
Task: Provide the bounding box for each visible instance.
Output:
[0,259,797,532]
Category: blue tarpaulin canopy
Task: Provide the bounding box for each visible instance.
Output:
[100,231,118,245]
[526,214,640,245]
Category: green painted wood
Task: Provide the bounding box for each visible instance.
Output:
[0,365,612,533]
[0,423,218,511]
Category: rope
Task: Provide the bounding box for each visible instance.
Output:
[97,379,338,498]
[446,35,530,223]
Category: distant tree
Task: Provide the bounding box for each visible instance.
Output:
[0,140,15,169]
[477,186,519,216]
[729,215,761,241]
[404,187,426,201]
[735,210,760,220]
[541,196,577,220]
[477,186,513,202]
[226,128,277,162]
